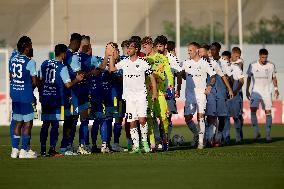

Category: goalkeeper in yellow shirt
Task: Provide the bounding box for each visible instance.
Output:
[141,36,174,152]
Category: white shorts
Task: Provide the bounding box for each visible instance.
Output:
[124,97,148,122]
[250,92,272,110]
[184,94,207,115]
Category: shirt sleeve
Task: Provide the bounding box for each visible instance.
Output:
[60,66,71,84]
[70,54,81,72]
[168,54,182,73]
[233,65,244,80]
[143,60,152,75]
[26,59,37,76]
[116,59,125,70]
[246,63,253,77]
[206,61,216,77]
[91,56,103,68]
[38,68,42,78]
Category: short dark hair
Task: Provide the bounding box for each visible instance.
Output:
[128,38,141,51]
[259,48,268,55]
[70,33,82,42]
[17,36,32,53]
[121,40,129,48]
[210,42,221,50]
[200,43,210,50]
[222,51,231,58]
[154,35,168,46]
[167,41,175,52]
[130,36,141,42]
[188,42,200,48]
[55,44,67,57]
[232,46,241,54]
[81,35,90,41]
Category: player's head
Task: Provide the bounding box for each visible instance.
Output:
[55,44,68,61]
[187,42,200,59]
[80,35,92,55]
[259,48,269,64]
[167,41,176,55]
[231,47,241,62]
[70,33,82,52]
[109,42,120,61]
[127,38,141,57]
[141,36,153,55]
[221,51,231,62]
[154,35,168,55]
[210,42,221,59]
[199,43,210,58]
[121,40,129,56]
[17,36,33,57]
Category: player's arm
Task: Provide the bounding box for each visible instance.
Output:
[149,73,158,101]
[234,78,244,96]
[246,64,253,100]
[60,66,83,88]
[233,66,245,96]
[27,59,37,88]
[175,71,182,98]
[205,75,216,95]
[221,76,233,99]
[272,75,279,99]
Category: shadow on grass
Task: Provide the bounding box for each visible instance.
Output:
[167,137,284,151]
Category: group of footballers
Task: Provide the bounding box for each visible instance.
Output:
[8,33,279,158]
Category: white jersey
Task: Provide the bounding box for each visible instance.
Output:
[231,58,244,71]
[247,61,276,97]
[116,57,152,99]
[182,58,216,101]
[215,57,230,99]
[166,52,182,89]
[227,63,244,91]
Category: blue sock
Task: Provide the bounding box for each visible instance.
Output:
[22,135,31,150]
[10,119,16,145]
[79,119,89,145]
[50,121,59,149]
[12,135,20,149]
[113,122,122,144]
[100,119,108,143]
[60,120,69,149]
[266,114,272,134]
[70,118,77,145]
[186,120,198,135]
[251,112,259,132]
[40,121,50,148]
[106,118,113,143]
[91,118,100,146]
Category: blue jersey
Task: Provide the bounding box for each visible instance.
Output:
[89,56,104,99]
[64,49,81,80]
[10,55,36,103]
[39,59,70,106]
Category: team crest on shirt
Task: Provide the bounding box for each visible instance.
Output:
[136,64,140,68]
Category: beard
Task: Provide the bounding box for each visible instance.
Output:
[157,49,164,54]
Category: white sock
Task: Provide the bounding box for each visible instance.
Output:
[140,123,148,142]
[208,124,216,141]
[198,118,205,146]
[130,127,139,148]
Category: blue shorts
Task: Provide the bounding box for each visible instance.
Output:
[12,102,34,122]
[167,98,177,114]
[227,96,242,118]
[205,97,217,116]
[90,89,113,119]
[71,90,89,115]
[41,105,64,121]
[216,98,229,116]
[111,85,126,118]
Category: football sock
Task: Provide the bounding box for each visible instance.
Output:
[130,127,139,148]
[113,122,122,144]
[50,120,59,148]
[140,123,148,142]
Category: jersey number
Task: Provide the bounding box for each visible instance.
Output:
[11,63,22,78]
[45,68,56,83]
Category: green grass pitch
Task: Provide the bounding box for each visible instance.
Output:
[0,125,284,189]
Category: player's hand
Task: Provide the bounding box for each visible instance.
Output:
[233,90,238,97]
[76,73,84,81]
[246,89,250,100]
[204,85,212,95]
[175,90,180,98]
[228,89,233,99]
[274,89,279,99]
